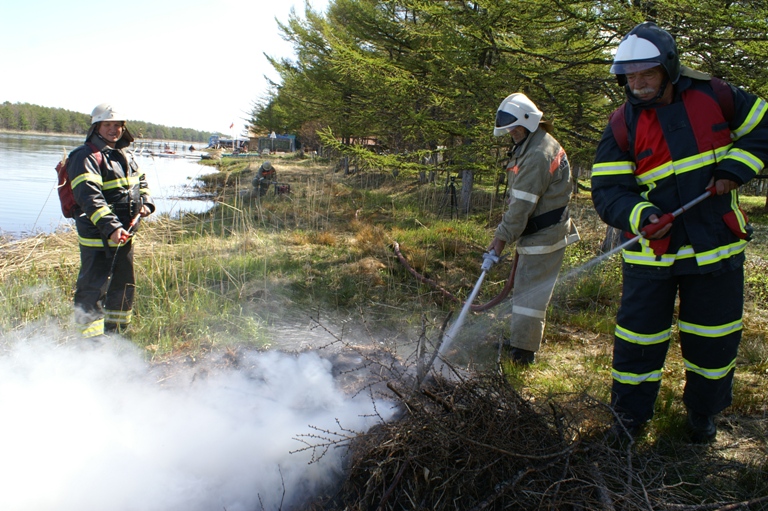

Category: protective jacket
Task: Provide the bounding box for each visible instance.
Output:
[496,127,580,254]
[68,133,154,337]
[68,134,154,247]
[592,72,768,275]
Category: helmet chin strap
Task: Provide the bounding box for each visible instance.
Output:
[626,76,670,107]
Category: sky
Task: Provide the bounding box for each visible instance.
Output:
[0,0,330,137]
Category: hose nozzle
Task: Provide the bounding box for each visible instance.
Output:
[481,249,500,272]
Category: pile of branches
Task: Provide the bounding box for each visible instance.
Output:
[315,371,767,511]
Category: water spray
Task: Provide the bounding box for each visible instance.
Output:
[439,249,499,356]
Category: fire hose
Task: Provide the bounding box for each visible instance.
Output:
[104,213,141,298]
[393,241,519,312]
[393,186,717,313]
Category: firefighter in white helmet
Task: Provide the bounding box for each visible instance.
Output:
[592,22,768,442]
[487,93,580,365]
[67,103,155,337]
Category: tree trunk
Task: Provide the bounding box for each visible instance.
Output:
[599,225,622,254]
[460,169,474,215]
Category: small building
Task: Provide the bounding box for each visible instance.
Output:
[249,132,296,153]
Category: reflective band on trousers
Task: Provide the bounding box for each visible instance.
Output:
[684,358,736,380]
[678,319,743,338]
[80,318,104,338]
[612,368,663,385]
[104,309,132,325]
[615,324,671,345]
[512,305,547,319]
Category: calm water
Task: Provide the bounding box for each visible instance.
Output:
[0,132,215,238]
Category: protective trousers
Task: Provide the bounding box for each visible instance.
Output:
[74,242,135,337]
[611,266,743,428]
[508,247,566,352]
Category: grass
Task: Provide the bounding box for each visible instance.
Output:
[2,154,767,504]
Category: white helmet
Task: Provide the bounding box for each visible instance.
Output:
[610,22,680,86]
[91,103,127,124]
[493,93,543,136]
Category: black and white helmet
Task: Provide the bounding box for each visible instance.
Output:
[611,22,680,86]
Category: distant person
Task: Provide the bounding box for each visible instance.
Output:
[252,160,276,197]
[591,23,768,442]
[68,103,155,338]
[486,93,580,365]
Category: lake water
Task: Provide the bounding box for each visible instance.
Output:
[0,132,215,238]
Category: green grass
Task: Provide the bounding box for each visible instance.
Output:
[1,158,767,505]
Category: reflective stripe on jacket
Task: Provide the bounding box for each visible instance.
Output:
[67,135,154,243]
[591,76,768,274]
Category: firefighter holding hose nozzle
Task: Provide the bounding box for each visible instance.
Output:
[486,93,580,366]
[591,22,768,443]
[68,103,155,338]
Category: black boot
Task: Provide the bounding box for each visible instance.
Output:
[501,345,535,366]
[687,409,717,443]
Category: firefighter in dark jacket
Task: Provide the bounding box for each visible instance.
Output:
[591,23,768,442]
[68,103,155,338]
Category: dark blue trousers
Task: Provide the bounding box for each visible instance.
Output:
[611,266,743,427]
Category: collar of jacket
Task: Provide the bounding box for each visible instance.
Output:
[512,127,546,157]
[87,133,132,152]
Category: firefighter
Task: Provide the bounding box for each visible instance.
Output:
[252,160,276,197]
[68,103,155,337]
[591,23,768,442]
[487,93,580,365]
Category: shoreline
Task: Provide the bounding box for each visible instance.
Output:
[0,129,83,137]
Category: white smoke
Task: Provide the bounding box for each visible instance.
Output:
[0,330,393,511]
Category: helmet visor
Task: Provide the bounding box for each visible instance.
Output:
[610,61,661,76]
[495,110,518,129]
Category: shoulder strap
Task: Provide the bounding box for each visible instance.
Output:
[84,141,104,168]
[710,77,735,123]
[608,79,734,153]
[609,103,629,153]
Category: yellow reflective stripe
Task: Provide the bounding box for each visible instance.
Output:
[722,148,763,174]
[90,205,112,224]
[78,235,128,248]
[71,173,103,189]
[732,97,768,140]
[103,176,139,191]
[104,309,132,324]
[730,192,748,232]
[684,358,736,380]
[636,161,674,185]
[80,318,104,338]
[612,368,664,385]
[672,150,720,176]
[629,202,655,234]
[637,147,730,187]
[592,161,635,177]
[140,187,151,195]
[622,239,743,267]
[694,240,747,266]
[679,319,743,338]
[616,325,671,345]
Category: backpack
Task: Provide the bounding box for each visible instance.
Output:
[56,142,102,218]
[609,76,735,153]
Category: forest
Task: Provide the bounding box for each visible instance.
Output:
[250,0,768,175]
[0,101,217,143]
